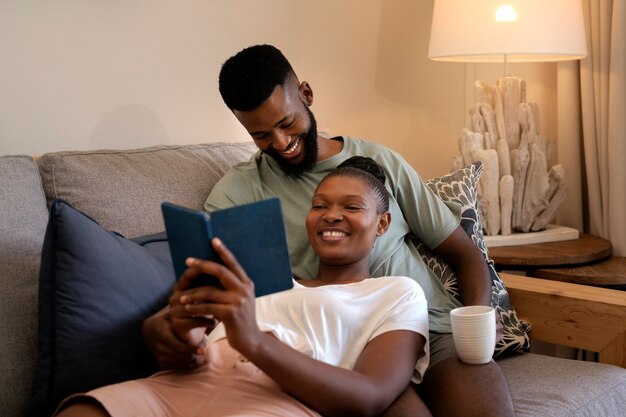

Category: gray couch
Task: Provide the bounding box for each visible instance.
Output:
[2,142,626,416]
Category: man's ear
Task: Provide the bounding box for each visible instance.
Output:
[300,81,314,106]
[377,212,391,237]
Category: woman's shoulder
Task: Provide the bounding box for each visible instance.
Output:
[377,276,426,297]
[381,275,420,285]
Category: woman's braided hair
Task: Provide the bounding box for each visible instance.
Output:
[321,156,390,214]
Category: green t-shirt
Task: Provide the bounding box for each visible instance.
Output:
[205,136,462,332]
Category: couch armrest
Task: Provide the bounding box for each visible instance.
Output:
[502,273,626,368]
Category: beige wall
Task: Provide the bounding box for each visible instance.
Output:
[1,0,558,181]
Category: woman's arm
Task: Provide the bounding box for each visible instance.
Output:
[178,239,426,417]
[142,305,205,370]
[247,328,424,417]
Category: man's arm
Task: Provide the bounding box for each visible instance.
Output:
[433,225,492,306]
[385,152,491,305]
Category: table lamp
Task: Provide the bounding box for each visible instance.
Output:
[427,0,587,242]
[428,0,587,73]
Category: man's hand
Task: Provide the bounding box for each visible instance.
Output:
[495,308,504,344]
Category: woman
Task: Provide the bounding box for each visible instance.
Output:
[55,157,431,417]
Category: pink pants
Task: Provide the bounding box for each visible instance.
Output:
[56,339,321,417]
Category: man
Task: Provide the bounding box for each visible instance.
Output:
[144,44,514,417]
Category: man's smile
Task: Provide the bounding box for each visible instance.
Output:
[280,137,300,157]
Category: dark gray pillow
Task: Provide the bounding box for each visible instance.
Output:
[28,199,174,416]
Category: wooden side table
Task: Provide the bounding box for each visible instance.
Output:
[488,233,613,271]
[527,256,626,290]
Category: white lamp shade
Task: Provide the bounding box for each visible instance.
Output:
[428,0,587,63]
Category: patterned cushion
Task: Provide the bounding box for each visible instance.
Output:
[415,162,530,356]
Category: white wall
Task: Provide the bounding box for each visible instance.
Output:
[1,0,557,181]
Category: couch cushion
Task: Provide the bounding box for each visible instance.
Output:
[37,142,257,238]
[497,352,626,417]
[0,156,48,417]
[414,162,531,356]
[28,199,175,417]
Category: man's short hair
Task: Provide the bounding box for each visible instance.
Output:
[219,44,295,111]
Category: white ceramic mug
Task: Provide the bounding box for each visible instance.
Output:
[450,305,496,365]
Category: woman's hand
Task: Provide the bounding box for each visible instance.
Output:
[168,276,219,346]
[142,304,216,370]
[142,248,226,370]
[175,238,263,356]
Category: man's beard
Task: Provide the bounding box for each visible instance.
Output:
[265,106,319,178]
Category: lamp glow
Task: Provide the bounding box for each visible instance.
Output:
[495,5,517,22]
